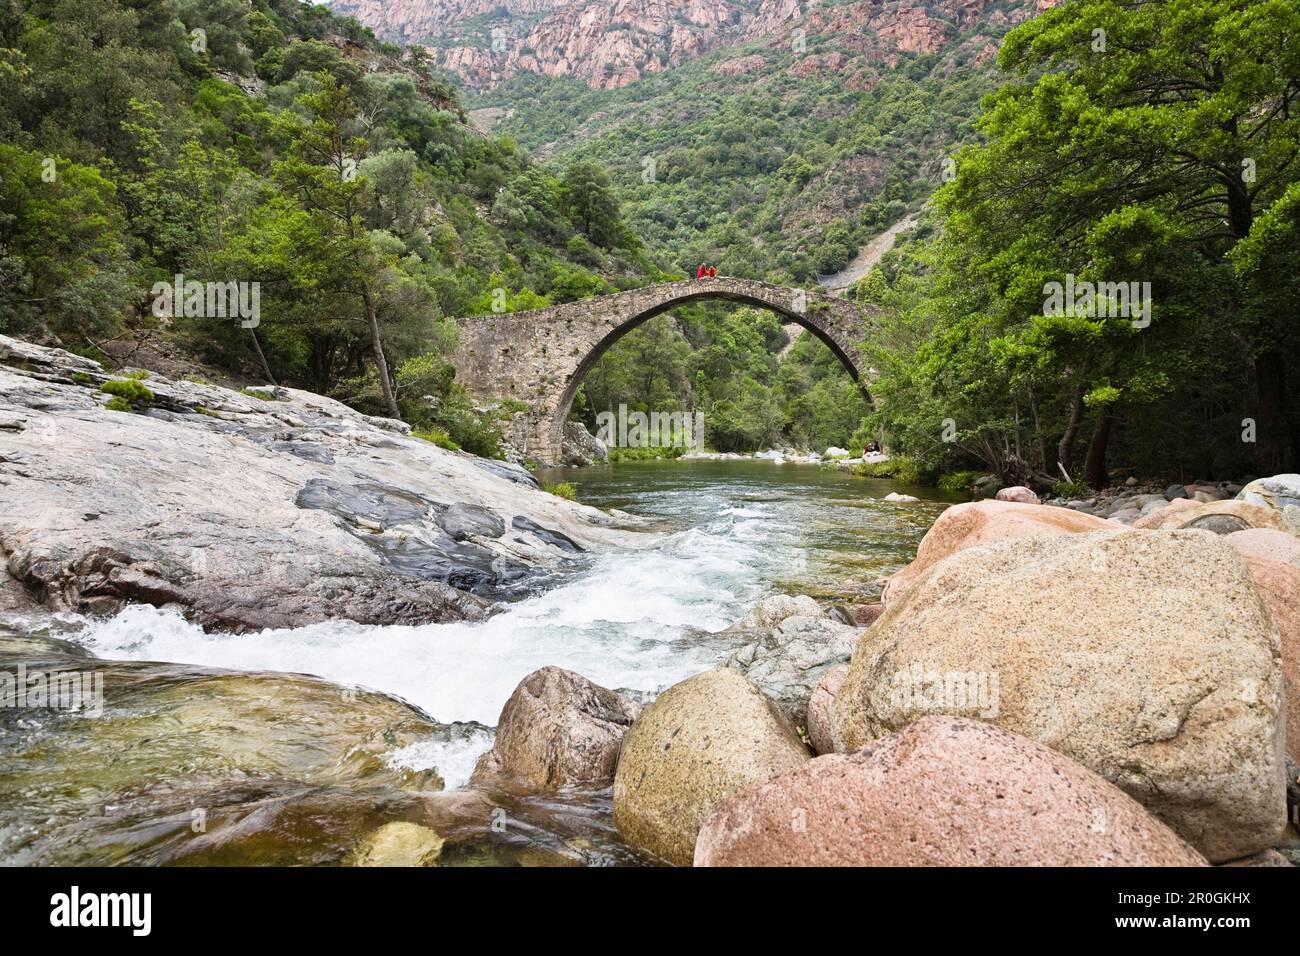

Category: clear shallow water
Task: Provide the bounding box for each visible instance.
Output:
[2,460,958,865]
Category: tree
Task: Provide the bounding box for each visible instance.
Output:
[561,161,621,248]
[274,74,402,418]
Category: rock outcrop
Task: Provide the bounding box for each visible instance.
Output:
[695,717,1207,867]
[332,0,1059,91]
[0,335,651,631]
[613,668,809,865]
[717,594,858,729]
[470,666,642,789]
[833,528,1288,862]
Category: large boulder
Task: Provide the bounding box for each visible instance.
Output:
[723,614,857,728]
[695,717,1207,867]
[832,528,1287,862]
[1226,528,1300,565]
[561,420,608,466]
[806,664,848,755]
[1133,498,1294,535]
[1236,474,1300,535]
[882,500,1118,605]
[613,669,809,865]
[1235,556,1300,765]
[470,666,642,790]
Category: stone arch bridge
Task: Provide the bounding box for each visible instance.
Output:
[451,277,874,463]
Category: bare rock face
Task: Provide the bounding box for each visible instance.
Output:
[470,666,642,790]
[695,717,1207,867]
[882,500,1118,605]
[613,668,809,865]
[806,663,848,755]
[833,529,1287,863]
[0,335,652,631]
[333,0,1054,90]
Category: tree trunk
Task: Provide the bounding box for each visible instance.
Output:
[362,288,400,419]
[1253,349,1292,472]
[248,328,277,386]
[1083,409,1113,490]
[1057,388,1084,476]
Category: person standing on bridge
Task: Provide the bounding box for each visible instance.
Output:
[707,265,717,277]
[697,263,708,279]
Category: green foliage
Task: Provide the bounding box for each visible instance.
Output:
[1051,480,1092,500]
[850,455,931,485]
[104,396,133,412]
[541,480,578,500]
[0,0,648,435]
[860,0,1300,481]
[607,445,686,462]
[411,425,459,450]
[100,378,155,405]
[937,470,984,493]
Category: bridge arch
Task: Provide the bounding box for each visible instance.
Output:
[451,277,873,463]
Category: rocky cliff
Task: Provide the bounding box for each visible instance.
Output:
[330,0,1060,90]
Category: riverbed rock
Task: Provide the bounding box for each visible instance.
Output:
[349,822,445,867]
[1133,497,1295,535]
[882,500,1118,605]
[612,668,810,865]
[470,666,643,790]
[806,663,848,755]
[883,492,919,502]
[0,335,652,631]
[695,717,1207,867]
[723,614,858,727]
[1219,849,1294,867]
[1237,474,1300,534]
[561,420,608,466]
[833,528,1287,862]
[994,485,1039,504]
[726,594,821,631]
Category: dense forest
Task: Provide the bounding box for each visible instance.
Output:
[0,0,659,453]
[2,0,1296,480]
[855,0,1299,486]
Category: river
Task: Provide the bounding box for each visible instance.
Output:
[0,460,959,865]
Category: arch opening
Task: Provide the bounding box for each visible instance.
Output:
[548,288,871,459]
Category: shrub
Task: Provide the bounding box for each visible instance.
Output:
[412,426,460,451]
[100,379,155,405]
[104,396,132,412]
[937,470,984,493]
[542,481,577,500]
[1052,479,1091,499]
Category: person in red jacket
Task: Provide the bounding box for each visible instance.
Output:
[697,263,708,279]
[707,265,717,277]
